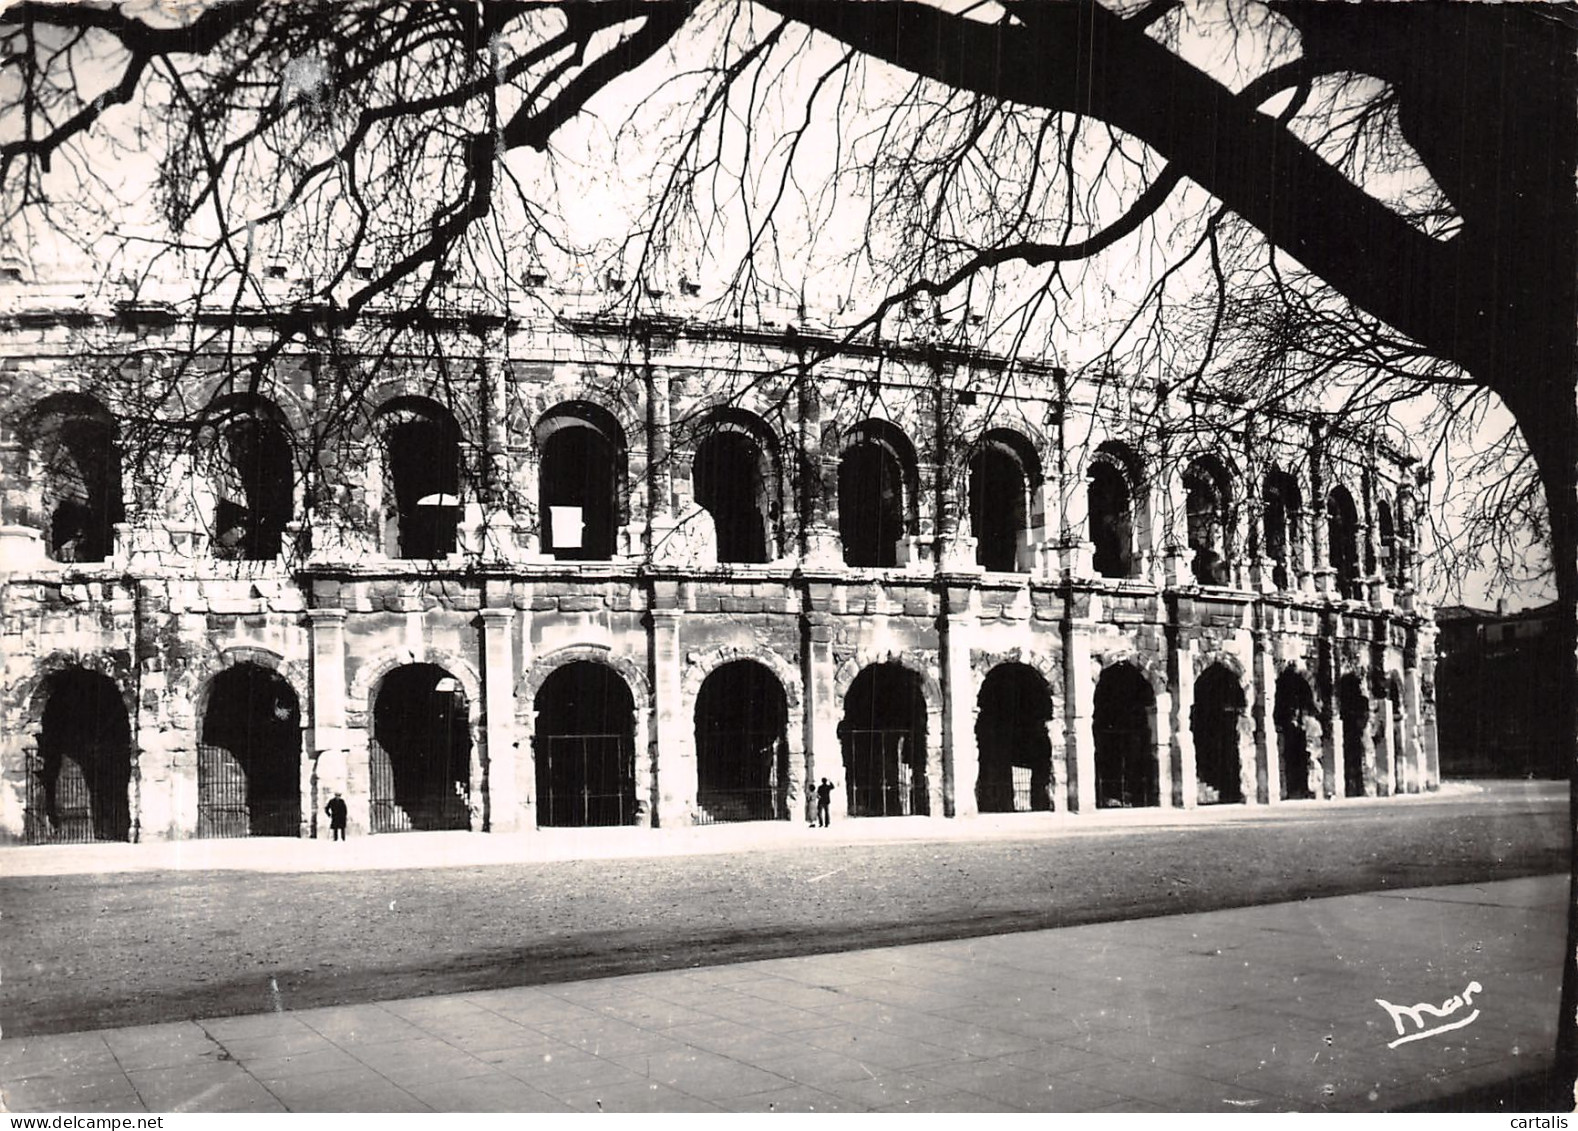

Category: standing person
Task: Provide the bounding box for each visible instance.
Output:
[815,777,834,828]
[325,792,348,841]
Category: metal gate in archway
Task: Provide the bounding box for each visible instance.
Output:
[197,743,249,838]
[536,734,636,827]
[25,752,124,844]
[844,728,928,817]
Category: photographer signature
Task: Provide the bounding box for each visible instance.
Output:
[1375,980,1482,1048]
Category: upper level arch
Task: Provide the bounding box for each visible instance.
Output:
[373,396,463,560]
[16,392,124,564]
[535,400,630,561]
[837,419,920,568]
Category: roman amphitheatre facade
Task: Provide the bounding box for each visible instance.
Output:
[0,283,1437,843]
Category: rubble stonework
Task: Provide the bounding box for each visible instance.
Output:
[0,303,1438,843]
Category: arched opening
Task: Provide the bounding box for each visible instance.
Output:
[1093,663,1158,807]
[1183,457,1232,585]
[975,663,1054,812]
[838,423,914,567]
[1327,485,1362,599]
[26,669,132,843]
[841,664,928,817]
[1088,459,1134,579]
[694,661,789,823]
[539,405,625,561]
[693,426,774,564]
[201,398,293,561]
[534,661,637,827]
[1274,669,1319,800]
[376,398,461,559]
[1192,665,1245,804]
[369,664,472,832]
[26,395,123,563]
[968,432,1038,572]
[1377,499,1398,588]
[198,664,302,837]
[1262,471,1302,590]
[1338,673,1368,797]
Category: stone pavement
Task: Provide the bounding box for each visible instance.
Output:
[0,873,1563,1113]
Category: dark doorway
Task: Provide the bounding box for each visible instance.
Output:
[838,440,905,567]
[1274,669,1318,800]
[207,407,293,561]
[1192,665,1245,804]
[968,443,1028,572]
[198,664,302,837]
[975,663,1053,812]
[369,664,472,832]
[1339,674,1368,797]
[695,661,789,822]
[540,421,619,561]
[1093,663,1158,807]
[380,401,461,559]
[1262,472,1301,590]
[26,669,132,843]
[693,430,772,564]
[1328,487,1362,599]
[1088,461,1133,578]
[535,662,637,827]
[1183,458,1230,585]
[30,397,123,563]
[841,664,928,817]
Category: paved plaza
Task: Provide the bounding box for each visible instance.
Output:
[0,873,1563,1113]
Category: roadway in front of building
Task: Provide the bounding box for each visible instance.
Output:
[0,873,1564,1112]
[0,781,1567,1044]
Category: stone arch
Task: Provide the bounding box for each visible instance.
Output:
[348,647,483,729]
[1091,649,1168,698]
[682,643,803,713]
[1191,661,1250,805]
[535,399,631,560]
[15,392,125,563]
[372,395,465,559]
[974,659,1058,813]
[521,645,655,828]
[681,407,785,563]
[1088,440,1147,579]
[522,381,642,450]
[21,658,137,843]
[837,418,922,566]
[965,427,1043,572]
[833,650,943,718]
[1181,453,1237,585]
[21,650,137,728]
[186,370,313,439]
[518,644,653,721]
[193,646,311,730]
[192,393,298,561]
[195,659,306,838]
[1190,649,1246,683]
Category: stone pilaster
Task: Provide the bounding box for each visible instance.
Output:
[802,581,846,823]
[648,605,691,825]
[1062,605,1097,813]
[1170,631,1196,808]
[479,608,519,831]
[940,582,978,817]
[1251,626,1277,805]
[305,607,353,835]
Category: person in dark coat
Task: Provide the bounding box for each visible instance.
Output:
[815,778,834,828]
[326,792,348,841]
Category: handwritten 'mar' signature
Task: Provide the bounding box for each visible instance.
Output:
[1375,980,1482,1048]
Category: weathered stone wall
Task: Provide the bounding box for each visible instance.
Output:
[0,310,1439,844]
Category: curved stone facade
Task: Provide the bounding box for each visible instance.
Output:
[0,305,1438,843]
